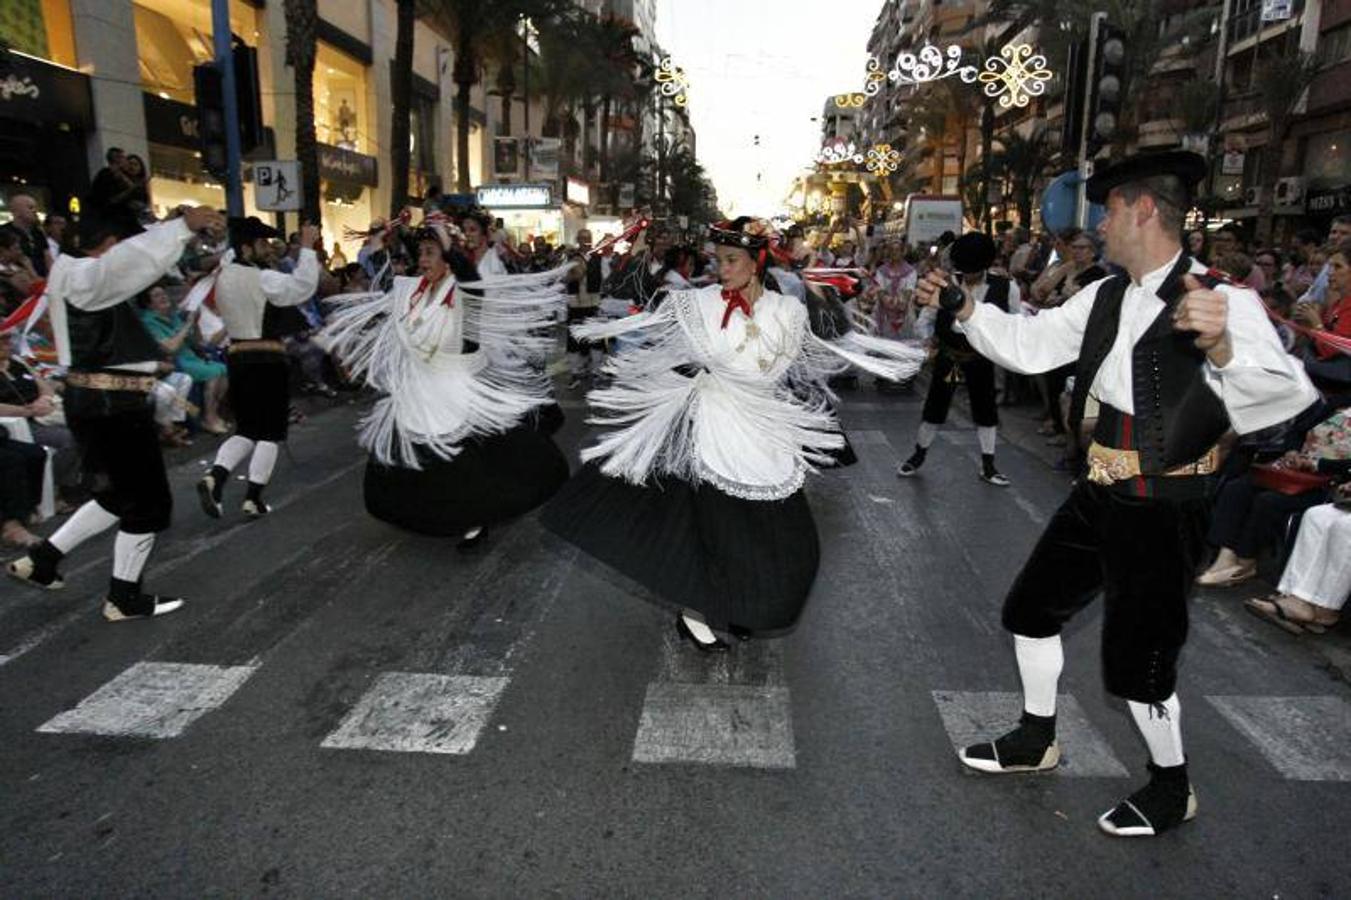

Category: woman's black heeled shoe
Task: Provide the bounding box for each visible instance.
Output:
[675,615,728,652]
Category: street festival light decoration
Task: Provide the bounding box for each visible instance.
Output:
[815,137,865,167]
[853,41,1054,108]
[655,56,689,107]
[865,143,901,177]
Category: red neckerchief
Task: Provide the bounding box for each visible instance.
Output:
[720,287,753,329]
[405,273,455,319]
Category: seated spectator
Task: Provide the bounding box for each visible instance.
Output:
[1212,223,1265,290]
[1215,251,1255,287]
[0,229,39,313]
[0,336,81,506]
[1285,228,1322,299]
[1186,228,1209,265]
[1198,406,1349,585]
[1259,285,1298,351]
[0,193,50,277]
[151,370,196,447]
[44,213,67,262]
[0,429,45,546]
[1243,483,1350,634]
[1291,238,1350,372]
[137,284,230,434]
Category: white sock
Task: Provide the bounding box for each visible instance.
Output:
[48,500,119,555]
[248,441,279,485]
[112,531,156,583]
[681,611,718,644]
[1128,694,1186,768]
[1014,634,1063,717]
[214,435,255,473]
[977,425,998,456]
[917,421,939,449]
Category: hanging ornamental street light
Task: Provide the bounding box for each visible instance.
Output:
[655,57,689,107]
[816,137,864,167]
[865,143,901,177]
[833,92,868,109]
[977,43,1054,109]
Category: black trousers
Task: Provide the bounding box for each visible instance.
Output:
[1207,472,1329,558]
[923,354,998,428]
[566,306,599,355]
[0,436,47,521]
[68,399,172,534]
[1001,480,1210,703]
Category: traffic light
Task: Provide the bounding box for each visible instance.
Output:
[193,62,228,179]
[232,44,263,155]
[1087,19,1126,157]
[1061,38,1087,158]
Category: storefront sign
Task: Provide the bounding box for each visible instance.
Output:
[477,183,554,209]
[1307,186,1351,215]
[565,178,590,206]
[254,161,302,211]
[618,183,636,209]
[1222,151,1246,176]
[318,143,378,186]
[144,93,200,150]
[0,51,92,128]
[1261,0,1293,21]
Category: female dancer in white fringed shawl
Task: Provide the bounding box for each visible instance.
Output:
[540,217,927,650]
[322,215,569,546]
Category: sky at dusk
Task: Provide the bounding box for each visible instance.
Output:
[655,0,883,217]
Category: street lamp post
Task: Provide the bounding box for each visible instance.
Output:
[211,0,244,217]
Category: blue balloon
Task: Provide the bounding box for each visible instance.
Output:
[1040,170,1104,232]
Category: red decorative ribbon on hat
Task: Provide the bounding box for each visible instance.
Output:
[803,267,864,294]
[587,218,650,259]
[720,287,752,329]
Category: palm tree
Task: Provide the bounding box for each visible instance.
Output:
[992,127,1053,229]
[1253,51,1319,246]
[282,0,320,224]
[388,0,415,215]
[589,15,644,192]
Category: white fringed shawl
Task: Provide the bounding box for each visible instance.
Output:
[574,286,926,500]
[320,266,567,468]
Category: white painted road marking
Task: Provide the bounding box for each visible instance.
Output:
[321,672,509,755]
[37,662,257,739]
[1207,695,1351,781]
[932,690,1130,778]
[632,683,796,769]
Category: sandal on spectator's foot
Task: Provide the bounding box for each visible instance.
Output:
[1195,563,1256,587]
[1244,595,1337,635]
[1098,762,1196,838]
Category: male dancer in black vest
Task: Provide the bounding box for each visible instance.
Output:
[897,232,1018,486]
[197,217,319,519]
[916,152,1317,837]
[7,206,225,619]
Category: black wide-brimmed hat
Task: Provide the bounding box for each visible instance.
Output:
[949,232,997,274]
[1085,150,1208,207]
[228,215,280,244]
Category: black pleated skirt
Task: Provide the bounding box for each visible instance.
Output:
[364,419,569,536]
[539,463,821,635]
[227,351,290,442]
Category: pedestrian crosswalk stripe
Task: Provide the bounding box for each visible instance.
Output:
[932,690,1130,778]
[1206,695,1351,782]
[321,672,509,755]
[37,662,257,739]
[632,683,796,769]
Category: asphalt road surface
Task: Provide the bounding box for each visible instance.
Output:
[2,388,1348,898]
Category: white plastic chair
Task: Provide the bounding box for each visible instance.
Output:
[0,416,57,521]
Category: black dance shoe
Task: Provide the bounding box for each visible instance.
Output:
[6,540,65,590]
[102,594,185,622]
[959,711,1060,773]
[197,474,223,518]
[1098,761,1196,837]
[896,448,927,478]
[242,498,271,519]
[675,615,728,653]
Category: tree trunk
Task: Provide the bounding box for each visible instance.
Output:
[454,48,478,194]
[1255,121,1284,248]
[980,103,994,234]
[497,62,515,136]
[599,95,612,183]
[283,0,320,226]
[388,0,414,217]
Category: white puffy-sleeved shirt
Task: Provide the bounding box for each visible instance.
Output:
[47,217,195,370]
[956,251,1319,434]
[214,248,320,340]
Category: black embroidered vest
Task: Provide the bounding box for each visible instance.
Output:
[1068,254,1230,472]
[66,303,163,371]
[936,274,1010,357]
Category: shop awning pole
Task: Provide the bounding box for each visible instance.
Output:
[212,0,244,217]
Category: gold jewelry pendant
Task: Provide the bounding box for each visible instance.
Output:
[744,321,760,340]
[758,357,771,372]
